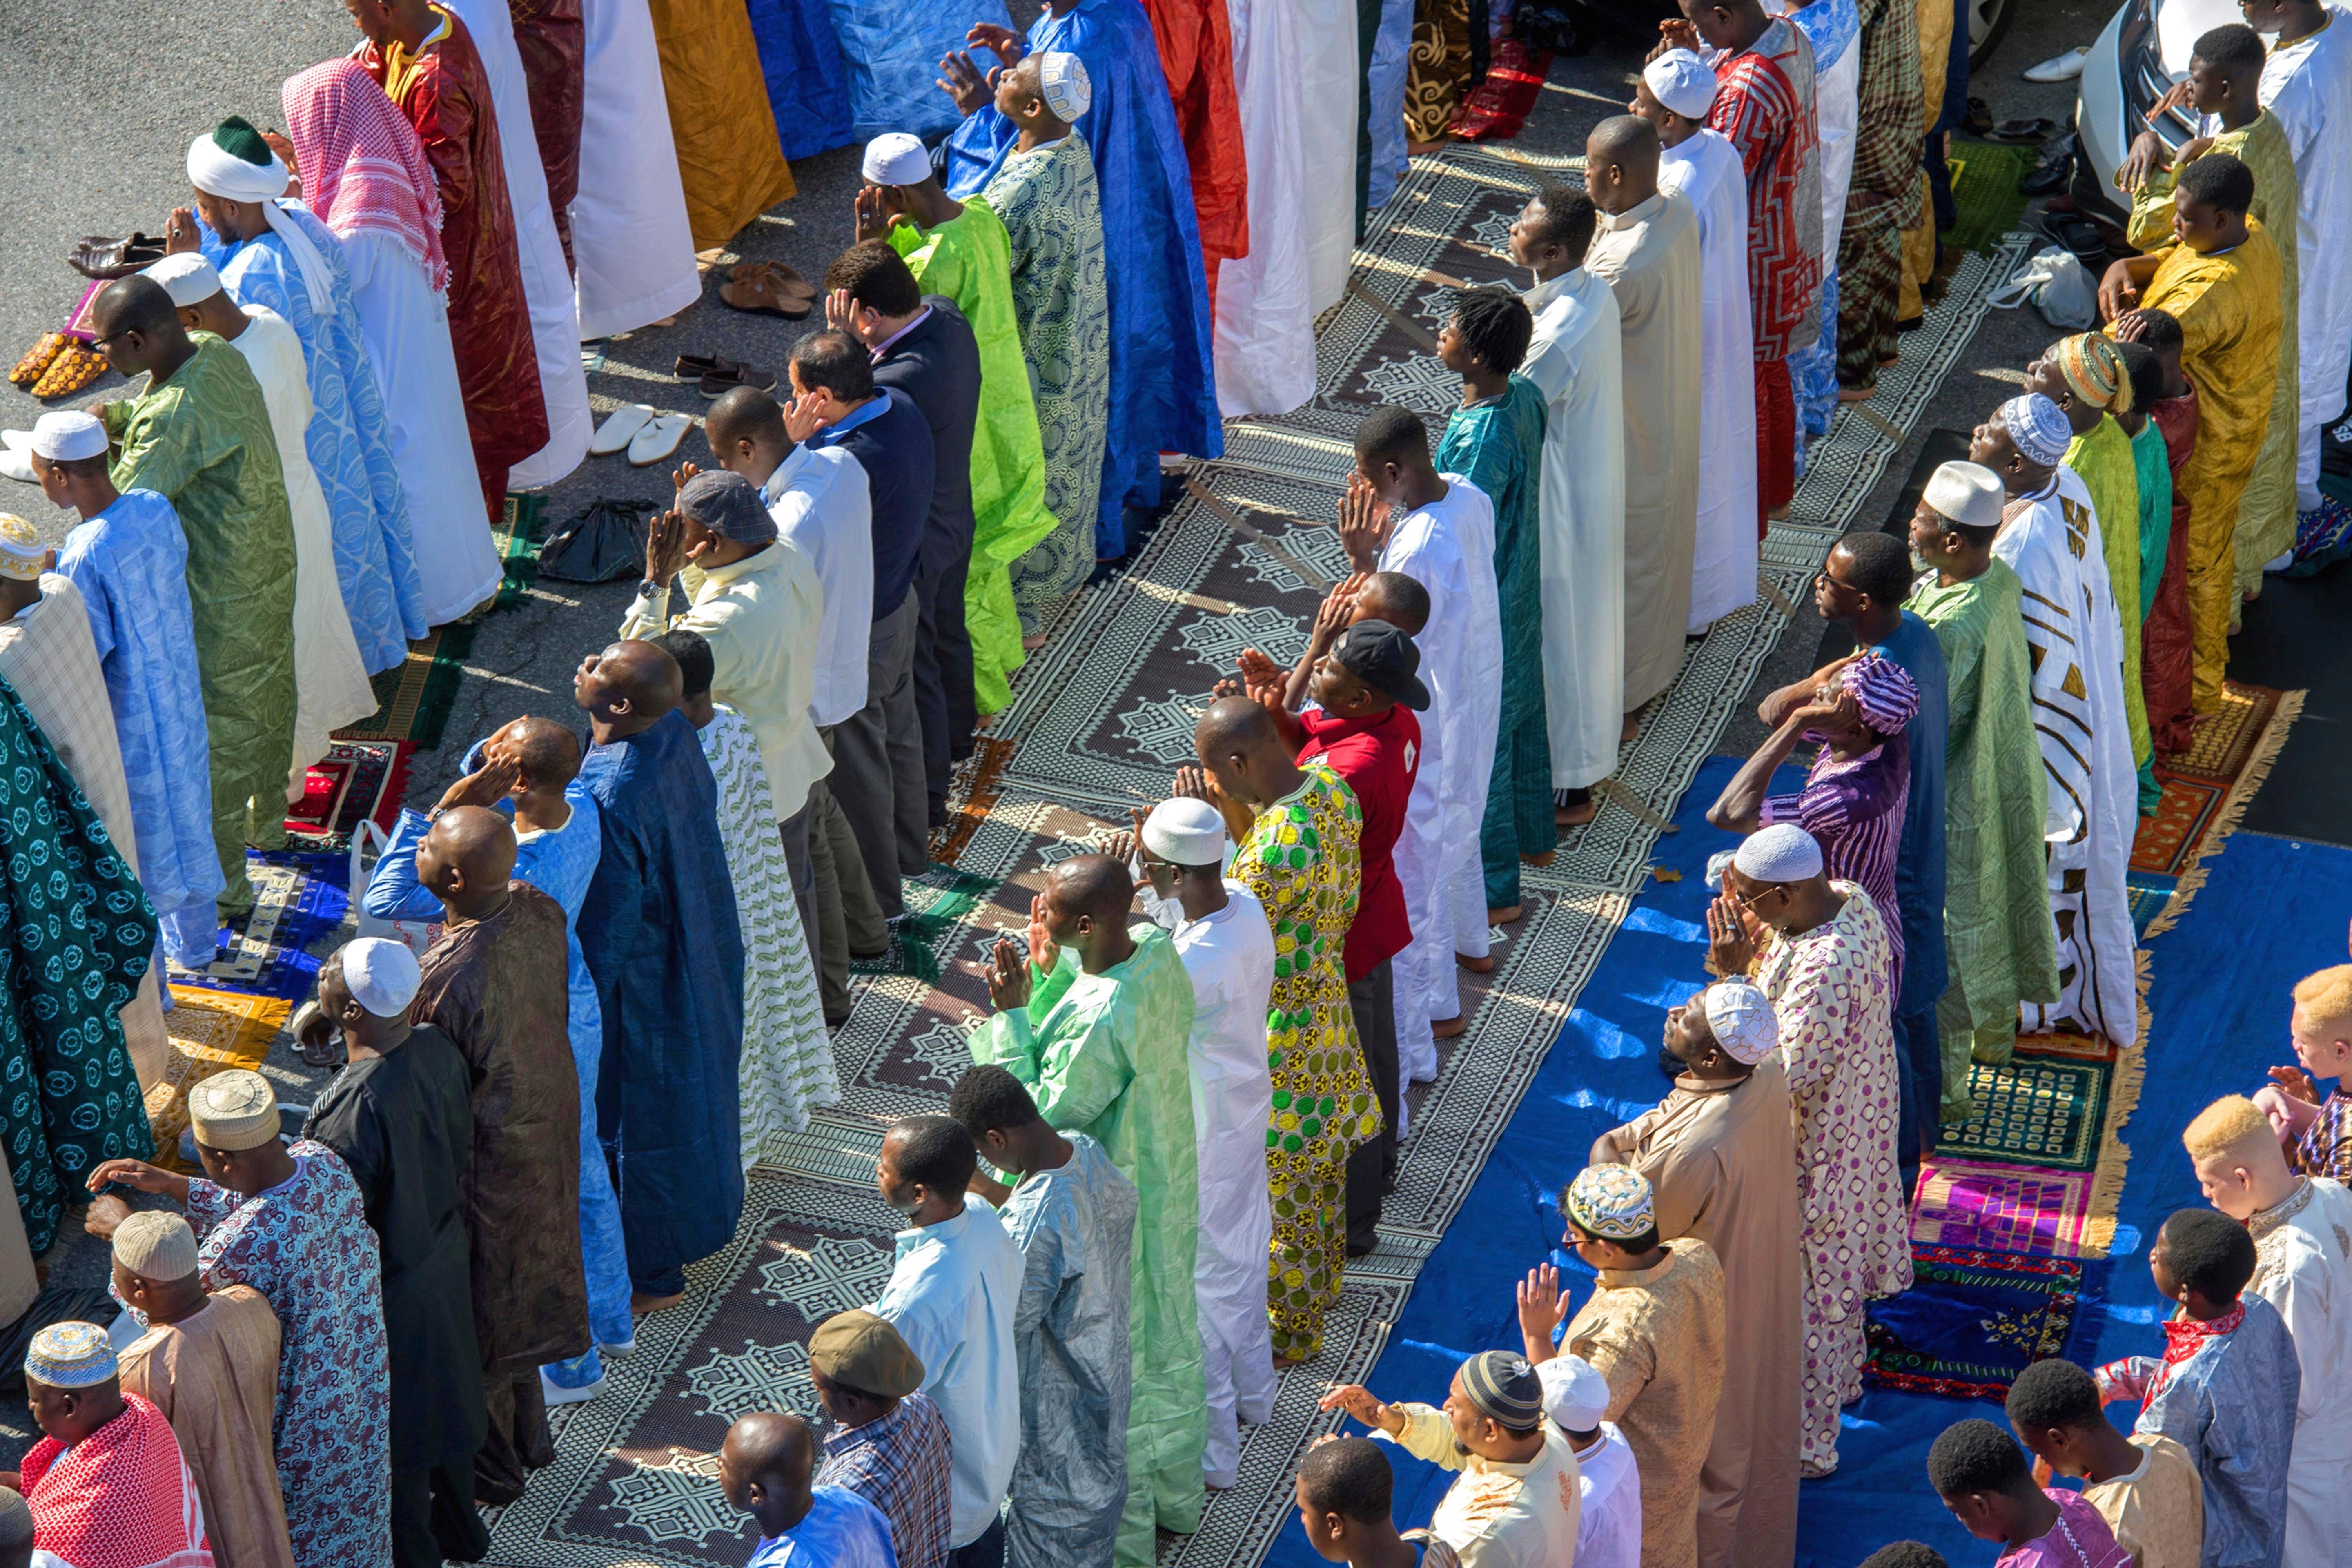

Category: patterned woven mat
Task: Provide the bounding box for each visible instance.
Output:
[499,147,2032,1568]
[284,737,410,853]
[1864,1245,2085,1401]
[1934,1055,2112,1172]
[163,851,350,1003]
[2128,682,2293,935]
[143,986,290,1175]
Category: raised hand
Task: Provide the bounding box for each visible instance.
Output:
[825,286,856,334]
[1025,893,1060,978]
[937,49,994,114]
[1706,889,1759,977]
[1336,476,1390,572]
[853,184,891,244]
[87,1158,189,1202]
[435,751,520,815]
[671,459,703,493]
[986,935,1033,1010]
[1235,647,1287,706]
[1515,1263,1571,1360]
[1317,1383,1401,1433]
[163,207,201,256]
[966,22,1023,67]
[644,509,689,586]
[2269,1065,2321,1105]
[783,389,831,445]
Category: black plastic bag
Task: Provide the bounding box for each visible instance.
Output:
[539,498,655,583]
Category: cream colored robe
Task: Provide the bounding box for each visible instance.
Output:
[1592,1059,1803,1568]
[1585,189,1703,710]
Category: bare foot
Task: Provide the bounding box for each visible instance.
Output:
[1555,800,1596,828]
[974,712,999,731]
[631,1290,686,1317]
[1521,851,1554,869]
[1489,903,1523,924]
[1407,136,1452,155]
[1768,505,1790,523]
[1457,951,1494,973]
[1431,1013,1469,1039]
[84,1194,131,1241]
[1838,383,1877,404]
[1621,711,1642,744]
[1021,633,1047,652]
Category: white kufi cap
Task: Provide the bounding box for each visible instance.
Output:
[339,935,421,1018]
[1039,52,1092,121]
[1732,822,1823,884]
[1700,979,1778,1064]
[142,252,225,308]
[862,132,933,187]
[1537,1355,1613,1432]
[29,411,108,462]
[1142,797,1227,867]
[1643,49,1718,119]
[1922,459,2005,531]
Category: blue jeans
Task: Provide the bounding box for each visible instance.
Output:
[1892,1000,1943,1200]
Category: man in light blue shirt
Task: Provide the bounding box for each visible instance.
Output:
[871,1114,1024,1565]
[722,1410,899,1567]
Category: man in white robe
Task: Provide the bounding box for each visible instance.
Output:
[442,0,594,481]
[1642,51,1759,634]
[2183,1093,2352,1568]
[1341,408,1502,1073]
[1583,115,1702,715]
[0,543,171,1089]
[1296,0,1361,312]
[142,254,375,792]
[1972,394,2138,1051]
[1131,798,1278,1492]
[2251,0,2352,514]
[1213,0,1316,417]
[572,0,701,338]
[1509,184,1625,826]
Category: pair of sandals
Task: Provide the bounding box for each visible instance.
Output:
[68,231,167,280]
[719,261,819,318]
[675,353,777,399]
[590,404,693,466]
[9,333,106,399]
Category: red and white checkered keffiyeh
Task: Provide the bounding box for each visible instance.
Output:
[20,1392,214,1568]
[280,56,450,295]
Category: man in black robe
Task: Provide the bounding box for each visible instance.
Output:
[572,641,747,1314]
[406,806,589,1504]
[299,938,486,1568]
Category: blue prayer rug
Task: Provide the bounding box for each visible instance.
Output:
[165,850,349,1003]
[1864,1245,2085,1401]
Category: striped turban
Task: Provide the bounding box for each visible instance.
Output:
[1840,651,1921,735]
[2054,333,2132,414]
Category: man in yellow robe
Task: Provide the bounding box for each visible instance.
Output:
[2116,22,2299,608]
[2099,152,2283,713]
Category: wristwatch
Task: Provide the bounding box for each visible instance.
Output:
[637,578,667,601]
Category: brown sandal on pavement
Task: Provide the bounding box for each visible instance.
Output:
[726,260,819,300]
[719,271,814,318]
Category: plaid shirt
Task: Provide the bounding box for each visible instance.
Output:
[816,1392,954,1568]
[1707,17,1822,359]
[2300,1088,2352,1180]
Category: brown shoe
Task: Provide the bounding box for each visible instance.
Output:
[729,259,819,300]
[719,272,814,318]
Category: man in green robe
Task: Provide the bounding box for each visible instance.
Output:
[860,134,1058,716]
[981,55,1113,640]
[1434,290,1552,917]
[1904,461,2060,1116]
[89,275,297,921]
[973,853,1205,1564]
[2116,21,2299,602]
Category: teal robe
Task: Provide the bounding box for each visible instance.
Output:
[975,923,1205,1563]
[1437,376,1552,907]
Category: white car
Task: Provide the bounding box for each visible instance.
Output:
[2075,0,2241,225]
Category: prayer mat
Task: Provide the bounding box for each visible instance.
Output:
[1445,38,1552,141]
[163,850,349,1002]
[1938,142,2031,255]
[143,986,292,1176]
[1863,1244,2085,1400]
[283,738,410,852]
[2131,681,2302,938]
[1910,1158,2100,1257]
[1935,1056,2111,1172]
[332,493,547,747]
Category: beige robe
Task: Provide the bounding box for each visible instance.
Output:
[1562,1238,1728,1568]
[1380,1403,1584,1567]
[119,1285,292,1568]
[1592,1060,1803,1568]
[0,575,170,1087]
[2082,1433,2203,1568]
[1585,189,1703,710]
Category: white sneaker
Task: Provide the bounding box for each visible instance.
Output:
[2263,550,2295,574]
[2023,45,2090,82]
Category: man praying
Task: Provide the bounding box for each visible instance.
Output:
[8,1324,214,1568]
[973,853,1204,1563]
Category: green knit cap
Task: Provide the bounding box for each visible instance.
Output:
[211,115,273,167]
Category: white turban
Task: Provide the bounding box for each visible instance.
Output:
[1922,459,2005,531]
[1142,797,1227,867]
[142,252,226,309]
[1643,49,1718,119]
[29,412,107,463]
[1701,979,1778,1064]
[186,120,335,321]
[861,131,932,187]
[339,936,421,1018]
[1039,51,1092,122]
[1733,822,1823,884]
[1537,1355,1613,1432]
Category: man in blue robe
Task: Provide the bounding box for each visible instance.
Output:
[571,639,746,1311]
[178,115,428,672]
[939,1,1221,557]
[361,717,634,1401]
[32,412,225,968]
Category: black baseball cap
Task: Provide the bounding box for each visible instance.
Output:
[1331,619,1430,710]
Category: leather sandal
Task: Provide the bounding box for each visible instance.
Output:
[728,260,818,301]
[69,232,167,280]
[719,271,814,318]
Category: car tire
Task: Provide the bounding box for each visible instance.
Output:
[1968,0,2017,68]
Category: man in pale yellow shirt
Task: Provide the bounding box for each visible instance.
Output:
[2005,1357,2203,1568]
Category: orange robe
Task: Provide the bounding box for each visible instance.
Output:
[1137,0,1248,304]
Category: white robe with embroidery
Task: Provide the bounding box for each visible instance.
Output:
[2247,1175,2352,1568]
[1659,129,1759,631]
[442,0,595,486]
[1521,267,1626,792]
[1991,469,2138,1049]
[572,0,702,339]
[1212,0,1317,416]
[1384,478,1503,1076]
[2258,5,2352,503]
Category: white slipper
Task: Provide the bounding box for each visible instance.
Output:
[541,1368,603,1407]
[0,448,31,484]
[628,412,692,467]
[590,403,656,456]
[2022,45,2089,83]
[1,430,30,452]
